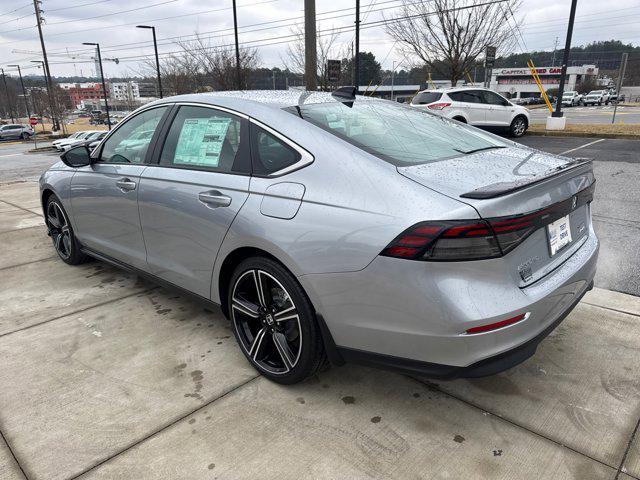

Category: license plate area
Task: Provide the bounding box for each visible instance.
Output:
[547,214,573,256]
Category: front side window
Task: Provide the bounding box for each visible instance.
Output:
[296,99,506,166]
[160,106,242,172]
[482,91,509,106]
[99,106,167,164]
[251,126,301,175]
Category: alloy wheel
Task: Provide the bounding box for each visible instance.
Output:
[231,269,302,375]
[47,201,72,260]
[513,118,526,136]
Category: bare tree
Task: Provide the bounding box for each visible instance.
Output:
[177,35,260,90]
[283,26,342,90]
[385,0,521,86]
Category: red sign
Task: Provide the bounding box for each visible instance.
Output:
[29,117,38,126]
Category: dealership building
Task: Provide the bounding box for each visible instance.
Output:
[488,64,599,100]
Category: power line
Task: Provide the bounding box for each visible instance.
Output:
[45,0,178,26]
[47,0,119,13]
[0,2,32,17]
[48,0,514,65]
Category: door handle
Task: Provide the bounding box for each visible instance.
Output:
[116,178,137,191]
[198,190,232,208]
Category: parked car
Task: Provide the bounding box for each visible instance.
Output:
[86,131,108,151]
[607,90,618,103]
[52,131,92,152]
[411,87,530,137]
[561,91,583,107]
[583,90,610,106]
[41,90,598,384]
[0,124,34,140]
[61,131,107,152]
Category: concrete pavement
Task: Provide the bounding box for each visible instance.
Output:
[0,180,639,479]
[516,136,640,297]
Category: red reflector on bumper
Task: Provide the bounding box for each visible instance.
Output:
[465,313,528,334]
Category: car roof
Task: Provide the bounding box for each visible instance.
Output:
[416,86,492,94]
[149,90,380,113]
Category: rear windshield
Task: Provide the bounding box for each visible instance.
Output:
[411,91,442,105]
[295,100,506,166]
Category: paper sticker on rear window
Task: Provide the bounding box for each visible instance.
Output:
[174,117,232,167]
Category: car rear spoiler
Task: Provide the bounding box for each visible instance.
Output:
[460,158,593,199]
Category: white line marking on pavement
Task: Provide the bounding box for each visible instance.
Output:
[560,138,606,155]
[0,154,21,158]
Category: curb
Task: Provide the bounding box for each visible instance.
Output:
[526,130,640,140]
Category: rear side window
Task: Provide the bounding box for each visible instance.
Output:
[251,125,301,175]
[411,92,442,105]
[160,106,242,172]
[449,90,484,103]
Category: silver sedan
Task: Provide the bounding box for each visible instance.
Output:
[39,90,598,384]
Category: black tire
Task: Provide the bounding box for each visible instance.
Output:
[509,116,528,138]
[21,132,29,140]
[452,116,467,123]
[228,256,327,384]
[45,195,90,265]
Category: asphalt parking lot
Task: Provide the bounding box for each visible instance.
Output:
[1,137,640,479]
[528,105,640,125]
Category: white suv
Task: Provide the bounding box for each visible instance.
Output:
[583,90,610,106]
[410,87,530,137]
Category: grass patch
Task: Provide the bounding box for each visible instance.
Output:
[528,123,640,138]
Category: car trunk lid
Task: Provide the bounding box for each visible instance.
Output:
[397,146,595,286]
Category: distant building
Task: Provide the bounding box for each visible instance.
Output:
[59,82,108,109]
[138,82,158,99]
[489,65,599,99]
[110,82,140,102]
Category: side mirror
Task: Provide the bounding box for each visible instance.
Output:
[61,145,92,168]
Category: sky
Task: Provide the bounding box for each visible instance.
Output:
[1,0,639,79]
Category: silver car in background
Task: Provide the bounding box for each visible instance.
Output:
[39,90,598,384]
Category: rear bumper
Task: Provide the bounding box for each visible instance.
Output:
[336,280,592,379]
[300,227,599,373]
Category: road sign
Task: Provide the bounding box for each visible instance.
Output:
[485,46,496,68]
[327,59,341,83]
[29,117,38,126]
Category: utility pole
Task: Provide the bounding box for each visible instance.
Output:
[390,61,396,101]
[1,69,15,122]
[551,36,559,66]
[612,52,628,124]
[136,25,163,98]
[7,65,30,119]
[304,0,317,91]
[83,43,111,130]
[354,0,360,93]
[232,0,242,90]
[552,0,578,118]
[33,0,59,131]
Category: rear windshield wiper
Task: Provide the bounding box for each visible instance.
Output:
[454,145,507,155]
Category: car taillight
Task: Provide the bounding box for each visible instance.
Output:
[427,102,451,110]
[380,220,501,261]
[381,181,595,262]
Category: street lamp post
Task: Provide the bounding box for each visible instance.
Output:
[7,65,31,120]
[136,25,163,98]
[31,60,57,129]
[0,68,15,122]
[83,42,111,130]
